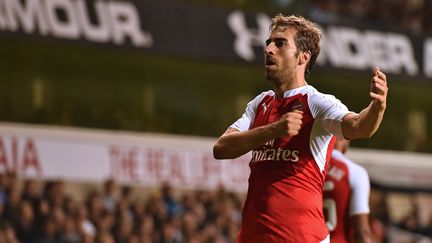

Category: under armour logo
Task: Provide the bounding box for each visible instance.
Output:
[226,11,271,61]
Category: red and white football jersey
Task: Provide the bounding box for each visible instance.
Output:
[231,85,351,243]
[323,150,370,243]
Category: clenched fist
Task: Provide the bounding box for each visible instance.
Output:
[272,110,303,138]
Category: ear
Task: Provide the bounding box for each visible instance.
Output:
[298,51,311,65]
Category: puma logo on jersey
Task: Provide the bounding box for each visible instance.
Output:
[262,103,268,114]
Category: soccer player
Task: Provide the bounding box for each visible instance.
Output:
[213,14,387,243]
[324,138,372,243]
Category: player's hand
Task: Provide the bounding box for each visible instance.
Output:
[272,110,303,138]
[370,67,388,111]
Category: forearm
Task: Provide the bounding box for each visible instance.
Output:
[213,125,276,159]
[351,214,372,243]
[343,102,385,139]
[353,229,372,243]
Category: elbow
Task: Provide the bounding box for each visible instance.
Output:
[213,143,226,160]
[361,131,375,139]
[362,129,377,139]
[213,143,236,160]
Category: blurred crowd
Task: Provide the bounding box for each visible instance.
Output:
[0,172,242,243]
[369,188,432,242]
[183,0,432,36]
[307,0,432,36]
[0,170,431,243]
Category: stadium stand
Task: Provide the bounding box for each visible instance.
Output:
[307,0,432,35]
[0,171,431,242]
[0,172,244,243]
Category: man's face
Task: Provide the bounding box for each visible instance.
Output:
[264,28,299,83]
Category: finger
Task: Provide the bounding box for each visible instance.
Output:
[372,67,379,76]
[372,82,388,94]
[288,111,303,119]
[293,125,302,131]
[291,110,303,115]
[288,124,302,134]
[291,118,303,126]
[369,92,385,102]
[283,110,303,117]
[290,131,300,136]
[372,77,388,89]
[376,70,387,82]
[289,122,302,129]
[372,76,387,86]
[289,114,303,121]
[288,117,303,126]
[371,77,387,93]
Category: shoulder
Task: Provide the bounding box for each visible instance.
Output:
[303,86,348,122]
[255,90,274,101]
[337,155,369,189]
[306,86,345,107]
[247,90,274,109]
[333,151,368,176]
[345,159,368,180]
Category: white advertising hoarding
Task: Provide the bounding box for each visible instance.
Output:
[0,123,250,192]
[0,122,431,192]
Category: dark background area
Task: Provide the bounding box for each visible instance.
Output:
[1,35,431,152]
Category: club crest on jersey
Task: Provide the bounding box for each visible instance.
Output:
[291,99,303,111]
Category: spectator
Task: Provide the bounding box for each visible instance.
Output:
[58,216,81,243]
[0,172,429,243]
[37,216,59,243]
[161,182,182,218]
[101,179,118,213]
[74,202,96,243]
[15,201,37,242]
[0,220,18,243]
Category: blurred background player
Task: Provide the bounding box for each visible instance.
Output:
[324,138,372,243]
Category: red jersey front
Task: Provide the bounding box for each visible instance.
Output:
[230,86,350,243]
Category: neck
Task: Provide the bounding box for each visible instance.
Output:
[273,76,307,98]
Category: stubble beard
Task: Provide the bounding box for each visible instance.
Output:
[265,65,292,85]
[265,69,278,83]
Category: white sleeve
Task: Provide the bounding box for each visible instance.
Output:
[230,91,271,132]
[348,162,371,216]
[308,92,352,138]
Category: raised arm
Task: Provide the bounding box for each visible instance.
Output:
[342,67,388,139]
[213,110,303,159]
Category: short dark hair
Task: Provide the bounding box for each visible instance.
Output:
[270,14,322,78]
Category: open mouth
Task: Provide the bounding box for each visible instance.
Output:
[265,58,276,66]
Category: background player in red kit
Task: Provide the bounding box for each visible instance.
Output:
[213,14,388,243]
[324,138,372,243]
